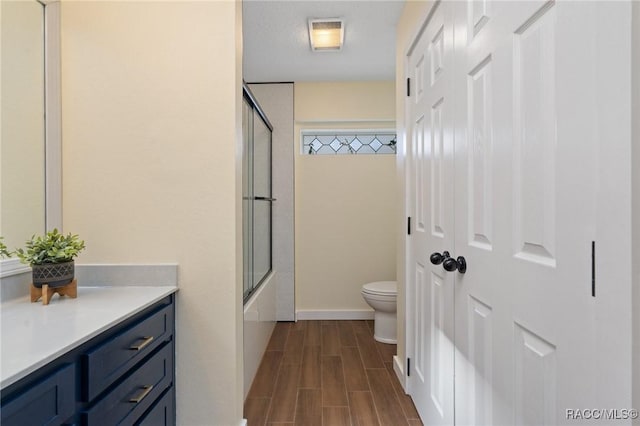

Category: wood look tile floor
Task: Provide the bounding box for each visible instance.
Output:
[244,320,423,426]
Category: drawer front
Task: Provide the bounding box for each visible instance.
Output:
[82,342,173,426]
[135,387,175,426]
[1,364,75,426]
[83,303,173,401]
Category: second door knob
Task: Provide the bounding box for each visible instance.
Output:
[443,256,467,274]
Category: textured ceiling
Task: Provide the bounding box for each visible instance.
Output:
[243,0,405,82]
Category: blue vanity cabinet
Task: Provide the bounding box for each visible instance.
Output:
[0,364,75,426]
[82,302,174,402]
[135,387,175,426]
[81,342,173,425]
[0,294,176,426]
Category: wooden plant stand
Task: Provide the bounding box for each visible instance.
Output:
[30,279,77,305]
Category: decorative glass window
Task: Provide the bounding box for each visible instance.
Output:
[302,131,397,155]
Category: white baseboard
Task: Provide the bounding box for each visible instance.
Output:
[239,419,247,426]
[393,355,406,390]
[295,309,374,320]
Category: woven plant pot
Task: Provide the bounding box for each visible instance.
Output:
[32,261,74,288]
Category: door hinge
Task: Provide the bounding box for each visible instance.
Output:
[407,217,411,235]
[407,358,411,376]
[406,78,411,97]
[592,241,596,297]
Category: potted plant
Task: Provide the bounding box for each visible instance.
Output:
[15,229,86,288]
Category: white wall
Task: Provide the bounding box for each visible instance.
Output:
[294,81,396,318]
[248,83,295,321]
[633,1,640,422]
[394,0,432,383]
[60,1,244,424]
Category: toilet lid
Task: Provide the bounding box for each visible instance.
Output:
[362,281,397,296]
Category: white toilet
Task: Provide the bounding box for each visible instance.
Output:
[361,281,397,344]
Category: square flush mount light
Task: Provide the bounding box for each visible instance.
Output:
[308,18,344,51]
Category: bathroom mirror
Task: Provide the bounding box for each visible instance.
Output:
[0,0,61,277]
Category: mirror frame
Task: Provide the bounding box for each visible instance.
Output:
[1,0,61,278]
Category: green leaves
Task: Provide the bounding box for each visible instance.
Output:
[0,237,11,259]
[15,229,86,266]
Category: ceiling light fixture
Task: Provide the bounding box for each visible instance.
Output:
[308,18,344,52]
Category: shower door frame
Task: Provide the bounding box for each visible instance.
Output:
[243,83,274,303]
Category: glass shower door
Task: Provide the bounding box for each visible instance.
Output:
[251,113,272,290]
[243,85,273,302]
[242,99,253,299]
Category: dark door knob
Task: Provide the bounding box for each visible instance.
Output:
[430,251,450,265]
[443,256,467,274]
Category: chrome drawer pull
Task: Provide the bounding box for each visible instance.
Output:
[129,385,154,403]
[129,336,154,351]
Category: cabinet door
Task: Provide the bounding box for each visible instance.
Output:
[82,342,173,426]
[83,302,173,401]
[135,387,175,426]
[1,364,75,426]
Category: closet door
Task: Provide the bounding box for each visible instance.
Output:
[406,2,456,423]
[452,1,625,424]
[407,1,631,424]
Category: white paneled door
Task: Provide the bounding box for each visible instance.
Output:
[406,2,455,424]
[406,1,629,425]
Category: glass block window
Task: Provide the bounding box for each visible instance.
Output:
[302,131,397,155]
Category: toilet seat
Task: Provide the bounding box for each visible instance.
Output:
[362,281,397,296]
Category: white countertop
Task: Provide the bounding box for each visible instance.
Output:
[0,286,177,389]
